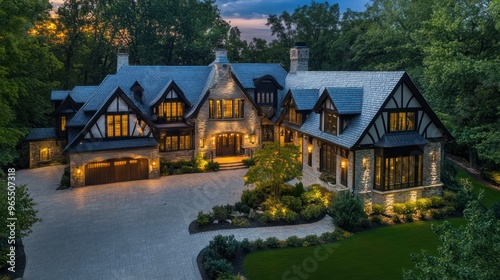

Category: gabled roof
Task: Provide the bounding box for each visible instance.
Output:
[287,89,319,111]
[287,71,405,149]
[149,80,192,108]
[51,90,71,101]
[52,95,81,116]
[320,87,363,115]
[231,64,287,89]
[25,128,56,141]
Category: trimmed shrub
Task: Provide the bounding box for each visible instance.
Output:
[405,213,414,222]
[429,196,445,208]
[404,201,417,214]
[392,215,402,223]
[264,209,281,222]
[484,171,500,186]
[371,204,385,215]
[202,247,221,262]
[208,235,239,260]
[329,192,365,230]
[416,198,432,211]
[206,161,220,172]
[253,238,265,249]
[280,184,296,196]
[258,212,271,224]
[212,205,230,221]
[284,210,298,224]
[180,165,197,174]
[203,257,233,280]
[430,209,444,219]
[265,237,280,248]
[293,182,305,197]
[242,157,256,167]
[302,184,334,208]
[303,235,320,246]
[240,204,251,214]
[196,211,211,227]
[241,189,259,208]
[58,166,70,189]
[301,204,325,221]
[234,201,243,212]
[443,206,456,216]
[240,238,251,253]
[392,203,406,215]
[286,235,303,247]
[232,218,250,228]
[281,195,302,212]
[370,214,382,224]
[319,231,337,243]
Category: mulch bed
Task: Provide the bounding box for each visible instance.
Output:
[189,213,327,234]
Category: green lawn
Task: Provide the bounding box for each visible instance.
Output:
[455,166,500,208]
[244,218,465,280]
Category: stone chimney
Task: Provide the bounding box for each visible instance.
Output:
[290,42,309,73]
[117,52,129,72]
[213,45,229,64]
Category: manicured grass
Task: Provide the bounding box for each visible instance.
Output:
[244,218,465,280]
[455,166,500,208]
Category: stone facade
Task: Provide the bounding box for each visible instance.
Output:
[194,62,262,158]
[69,147,160,187]
[160,150,193,161]
[29,139,66,168]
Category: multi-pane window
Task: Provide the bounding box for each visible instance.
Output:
[323,110,337,135]
[374,155,422,191]
[262,125,274,142]
[284,129,293,143]
[159,134,192,151]
[289,108,302,125]
[157,101,184,122]
[107,114,128,137]
[209,99,244,119]
[320,144,336,174]
[61,115,67,131]
[256,92,274,104]
[389,111,416,132]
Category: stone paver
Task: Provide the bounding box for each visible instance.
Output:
[16,165,334,280]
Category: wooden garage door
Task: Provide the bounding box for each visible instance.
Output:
[85,158,148,186]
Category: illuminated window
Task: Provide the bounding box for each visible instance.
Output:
[39,148,50,161]
[289,108,302,125]
[106,114,128,137]
[320,144,336,174]
[389,112,416,132]
[61,116,67,131]
[374,154,422,191]
[209,99,244,119]
[157,101,183,122]
[159,134,192,151]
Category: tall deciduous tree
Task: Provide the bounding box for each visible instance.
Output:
[0,0,60,171]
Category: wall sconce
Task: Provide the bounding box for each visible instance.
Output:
[152,161,156,166]
[341,161,346,169]
[212,136,215,145]
[200,138,205,148]
[362,158,368,169]
[250,134,256,144]
[76,168,81,174]
[245,134,249,140]
[307,146,312,153]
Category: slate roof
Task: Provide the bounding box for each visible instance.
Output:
[288,71,405,149]
[70,86,98,103]
[289,89,319,111]
[231,64,287,90]
[51,90,70,101]
[324,87,363,114]
[71,138,158,153]
[374,132,428,148]
[25,128,56,141]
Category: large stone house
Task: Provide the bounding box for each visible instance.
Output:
[25,43,452,205]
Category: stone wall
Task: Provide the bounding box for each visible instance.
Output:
[69,147,160,187]
[160,150,193,161]
[372,184,443,210]
[29,139,66,168]
[194,63,262,156]
[422,142,442,186]
[354,149,374,193]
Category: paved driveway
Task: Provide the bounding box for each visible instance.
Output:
[17,165,333,280]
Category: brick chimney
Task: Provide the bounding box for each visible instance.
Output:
[290,42,309,73]
[117,52,129,72]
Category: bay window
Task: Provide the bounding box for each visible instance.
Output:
[374,151,423,191]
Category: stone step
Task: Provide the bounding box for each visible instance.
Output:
[217,161,248,170]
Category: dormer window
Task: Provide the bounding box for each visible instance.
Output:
[389,111,416,132]
[155,90,184,122]
[322,109,338,135]
[254,78,278,106]
[289,107,302,125]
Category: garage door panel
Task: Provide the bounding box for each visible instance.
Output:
[85,158,148,186]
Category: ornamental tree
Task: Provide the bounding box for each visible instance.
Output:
[244,142,302,197]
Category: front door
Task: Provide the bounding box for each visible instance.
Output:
[216,133,241,156]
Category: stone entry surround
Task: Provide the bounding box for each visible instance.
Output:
[17,166,333,279]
